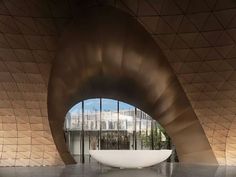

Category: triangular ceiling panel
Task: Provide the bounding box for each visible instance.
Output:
[201,14,223,31]
[160,0,182,15]
[139,16,159,33]
[138,0,157,16]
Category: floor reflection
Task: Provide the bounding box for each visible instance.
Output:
[0,162,235,177]
[98,168,167,177]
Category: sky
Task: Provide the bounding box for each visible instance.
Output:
[69,98,134,113]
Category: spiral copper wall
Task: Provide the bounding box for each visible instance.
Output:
[48,7,217,165]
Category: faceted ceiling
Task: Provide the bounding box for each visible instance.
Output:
[0,0,235,166]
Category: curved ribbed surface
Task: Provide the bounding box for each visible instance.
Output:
[48,7,217,165]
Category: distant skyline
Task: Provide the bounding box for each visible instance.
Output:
[69,98,135,113]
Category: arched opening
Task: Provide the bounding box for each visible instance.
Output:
[48,6,218,165]
[64,98,177,163]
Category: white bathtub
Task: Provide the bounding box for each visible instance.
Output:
[89,150,172,168]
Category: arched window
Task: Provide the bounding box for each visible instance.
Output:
[64,98,175,163]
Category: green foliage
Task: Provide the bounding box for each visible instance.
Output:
[140,123,171,150]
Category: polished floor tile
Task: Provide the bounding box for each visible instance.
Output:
[0,162,235,177]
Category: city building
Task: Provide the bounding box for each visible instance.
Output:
[64,98,170,162]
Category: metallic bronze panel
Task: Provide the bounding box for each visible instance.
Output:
[48,7,218,165]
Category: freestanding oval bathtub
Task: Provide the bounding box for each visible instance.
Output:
[89,150,172,168]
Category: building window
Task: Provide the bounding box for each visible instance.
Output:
[64,98,175,163]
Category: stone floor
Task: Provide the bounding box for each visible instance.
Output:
[0,162,236,177]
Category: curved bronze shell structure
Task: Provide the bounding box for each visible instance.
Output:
[48,7,218,165]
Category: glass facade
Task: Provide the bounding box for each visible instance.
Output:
[64,98,174,163]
